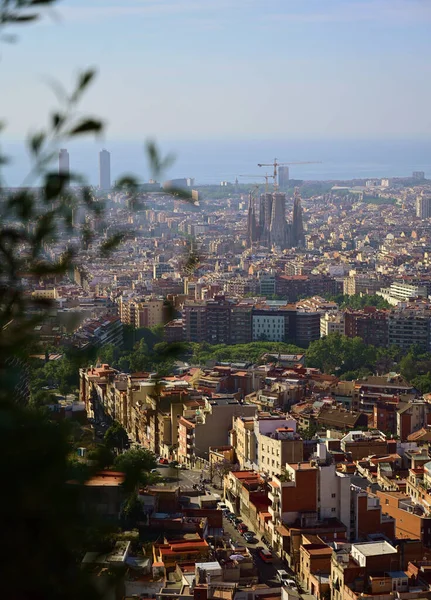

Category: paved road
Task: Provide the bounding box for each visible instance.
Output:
[155,465,206,489]
[220,510,288,586]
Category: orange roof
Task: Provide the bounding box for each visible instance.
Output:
[233,471,260,480]
[84,471,125,487]
[289,462,317,471]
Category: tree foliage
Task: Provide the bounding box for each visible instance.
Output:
[113,447,157,492]
[104,421,129,453]
[0,4,196,598]
[325,293,391,310]
[306,333,377,375]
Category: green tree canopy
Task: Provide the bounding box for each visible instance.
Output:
[104,422,129,453]
[306,333,377,375]
[113,447,157,492]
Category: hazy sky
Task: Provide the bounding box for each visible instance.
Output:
[2,0,431,140]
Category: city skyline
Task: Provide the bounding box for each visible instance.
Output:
[2,0,431,141]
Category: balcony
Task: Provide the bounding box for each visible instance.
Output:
[269,503,280,520]
[268,491,278,503]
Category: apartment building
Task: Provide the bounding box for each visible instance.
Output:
[344,307,388,347]
[231,415,256,469]
[388,308,431,351]
[177,397,257,465]
[321,312,345,337]
[231,413,299,472]
[379,282,428,306]
[119,296,165,328]
[268,458,351,547]
[343,274,385,296]
[257,427,303,478]
[330,541,400,600]
[350,485,395,541]
[299,543,332,600]
[252,310,285,342]
[376,490,431,546]
[352,374,413,412]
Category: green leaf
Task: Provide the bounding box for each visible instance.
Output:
[43,172,69,202]
[168,187,194,202]
[145,139,175,177]
[28,131,45,156]
[70,68,97,103]
[81,223,94,249]
[33,211,55,249]
[68,119,103,136]
[77,68,96,92]
[115,175,139,191]
[81,186,93,207]
[4,13,39,22]
[7,191,35,221]
[100,233,124,256]
[51,112,65,131]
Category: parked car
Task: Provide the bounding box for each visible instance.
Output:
[233,517,243,525]
[217,502,227,510]
[227,513,236,521]
[243,530,255,538]
[276,570,291,583]
[237,524,248,533]
[244,534,258,544]
[181,464,187,470]
[150,468,159,474]
[159,458,168,464]
[258,548,273,563]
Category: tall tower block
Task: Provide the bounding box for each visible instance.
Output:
[59,148,70,176]
[99,149,111,191]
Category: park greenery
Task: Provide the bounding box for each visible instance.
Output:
[29,323,431,403]
[324,293,391,310]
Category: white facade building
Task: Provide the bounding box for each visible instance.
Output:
[252,314,284,341]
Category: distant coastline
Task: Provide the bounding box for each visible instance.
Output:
[1,138,430,187]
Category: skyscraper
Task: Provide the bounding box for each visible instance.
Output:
[59,148,69,176]
[292,187,305,247]
[99,149,111,190]
[278,166,289,188]
[416,194,431,219]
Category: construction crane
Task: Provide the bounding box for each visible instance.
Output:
[257,158,321,190]
[239,173,275,193]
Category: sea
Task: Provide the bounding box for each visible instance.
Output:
[1,138,430,187]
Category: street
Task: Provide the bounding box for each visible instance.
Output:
[219,509,289,586]
[155,465,207,489]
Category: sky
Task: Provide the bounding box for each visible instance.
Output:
[2,0,431,142]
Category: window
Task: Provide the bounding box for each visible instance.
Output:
[331,507,336,513]
[331,493,336,498]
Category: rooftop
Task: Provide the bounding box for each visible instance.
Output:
[352,541,397,557]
